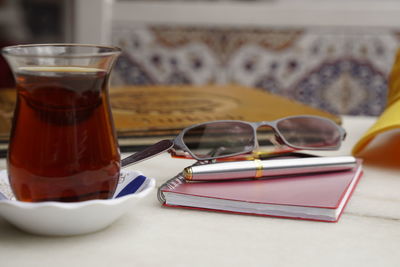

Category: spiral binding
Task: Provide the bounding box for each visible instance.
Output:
[157,173,184,203]
[157,161,210,203]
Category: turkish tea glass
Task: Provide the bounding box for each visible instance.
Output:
[2,44,121,202]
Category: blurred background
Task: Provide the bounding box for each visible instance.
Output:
[1,0,400,116]
[0,0,71,88]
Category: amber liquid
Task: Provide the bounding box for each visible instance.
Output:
[8,67,120,202]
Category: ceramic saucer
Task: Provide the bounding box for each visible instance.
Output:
[0,170,155,236]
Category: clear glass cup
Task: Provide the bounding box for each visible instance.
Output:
[2,44,121,202]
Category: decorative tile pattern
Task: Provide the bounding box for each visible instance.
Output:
[112,24,400,115]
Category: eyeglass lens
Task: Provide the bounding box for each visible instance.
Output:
[182,121,255,159]
[276,117,341,149]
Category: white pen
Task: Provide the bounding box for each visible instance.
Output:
[183,156,357,181]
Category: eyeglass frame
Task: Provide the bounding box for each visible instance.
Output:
[171,115,346,161]
[121,115,346,168]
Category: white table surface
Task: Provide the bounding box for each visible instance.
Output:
[0,116,399,267]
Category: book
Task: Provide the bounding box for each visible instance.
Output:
[0,85,341,154]
[159,160,363,222]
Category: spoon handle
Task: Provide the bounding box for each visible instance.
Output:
[121,140,174,168]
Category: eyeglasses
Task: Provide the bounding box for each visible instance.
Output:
[121,115,346,167]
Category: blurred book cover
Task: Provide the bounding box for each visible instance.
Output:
[0,85,341,153]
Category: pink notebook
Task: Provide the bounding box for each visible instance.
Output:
[160,161,363,222]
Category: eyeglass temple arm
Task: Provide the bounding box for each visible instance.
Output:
[121,140,174,168]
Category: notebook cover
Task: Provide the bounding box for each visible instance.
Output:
[162,161,363,222]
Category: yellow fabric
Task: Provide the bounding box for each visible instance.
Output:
[352,49,400,156]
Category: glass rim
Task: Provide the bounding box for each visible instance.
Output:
[1,43,122,58]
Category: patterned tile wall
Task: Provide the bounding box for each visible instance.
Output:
[111,23,400,116]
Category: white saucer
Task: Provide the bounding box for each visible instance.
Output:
[0,170,155,236]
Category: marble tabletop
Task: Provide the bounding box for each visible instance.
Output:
[0,116,399,267]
